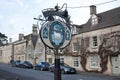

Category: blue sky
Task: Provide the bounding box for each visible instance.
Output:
[0,0,120,41]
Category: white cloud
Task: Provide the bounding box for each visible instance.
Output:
[1,0,119,42]
[0,15,3,20]
[0,0,15,9]
[9,19,17,26]
[34,0,44,4]
[8,33,18,42]
[16,0,24,8]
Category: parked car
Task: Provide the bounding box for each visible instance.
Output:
[13,60,21,67]
[33,62,50,71]
[19,61,33,68]
[49,63,76,74]
[10,59,15,66]
[10,60,21,67]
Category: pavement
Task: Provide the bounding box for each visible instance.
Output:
[77,71,120,78]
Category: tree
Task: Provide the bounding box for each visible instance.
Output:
[63,31,120,73]
[0,32,7,46]
[76,31,120,73]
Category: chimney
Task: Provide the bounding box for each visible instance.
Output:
[9,38,12,43]
[90,5,97,15]
[19,33,24,40]
[32,24,38,35]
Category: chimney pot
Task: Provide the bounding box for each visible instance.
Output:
[90,5,96,15]
[32,24,38,35]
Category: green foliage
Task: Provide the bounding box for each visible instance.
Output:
[0,32,7,46]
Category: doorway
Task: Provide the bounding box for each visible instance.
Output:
[111,56,119,74]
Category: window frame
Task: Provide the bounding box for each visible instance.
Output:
[71,26,77,34]
[73,57,79,67]
[90,55,99,68]
[72,42,78,52]
[92,36,98,47]
[91,15,98,26]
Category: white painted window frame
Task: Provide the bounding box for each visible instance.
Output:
[91,36,99,49]
[73,57,79,67]
[90,55,99,68]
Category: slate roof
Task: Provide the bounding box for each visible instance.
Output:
[79,7,120,33]
[13,33,38,49]
[24,34,38,49]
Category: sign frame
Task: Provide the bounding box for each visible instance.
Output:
[40,20,71,49]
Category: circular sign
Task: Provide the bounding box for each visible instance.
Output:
[49,21,65,49]
[40,20,71,49]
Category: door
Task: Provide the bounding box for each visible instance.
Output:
[111,56,119,74]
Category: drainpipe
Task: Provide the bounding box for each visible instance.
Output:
[11,43,14,60]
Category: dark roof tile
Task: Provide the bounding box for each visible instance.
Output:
[79,7,120,33]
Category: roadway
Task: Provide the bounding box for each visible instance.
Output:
[0,63,119,80]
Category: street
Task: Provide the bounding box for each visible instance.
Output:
[0,63,120,80]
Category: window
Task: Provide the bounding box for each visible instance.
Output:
[92,36,98,47]
[60,58,64,63]
[90,55,99,68]
[48,58,52,63]
[71,26,77,34]
[38,43,44,53]
[72,43,77,52]
[39,48,43,53]
[92,18,98,25]
[91,15,98,25]
[73,57,79,67]
[22,45,25,52]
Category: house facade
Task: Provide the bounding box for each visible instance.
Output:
[0,47,2,62]
[0,5,119,75]
[34,36,45,63]
[0,43,12,64]
[42,6,120,75]
[14,35,27,61]
[0,24,39,65]
[64,6,120,74]
[25,26,38,64]
[12,24,38,64]
[34,35,54,64]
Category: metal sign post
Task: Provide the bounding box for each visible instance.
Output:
[40,20,71,80]
[54,49,61,80]
[35,4,71,80]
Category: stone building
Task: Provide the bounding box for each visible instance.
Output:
[14,34,27,61]
[43,6,120,75]
[66,6,120,74]
[13,24,38,64]
[0,42,13,64]
[0,5,119,75]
